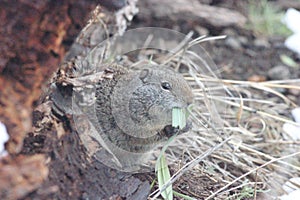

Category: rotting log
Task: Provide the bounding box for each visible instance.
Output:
[138,0,247,28]
[0,1,151,199]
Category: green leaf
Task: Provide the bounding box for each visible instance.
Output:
[280,54,298,68]
[172,107,187,129]
[157,154,173,200]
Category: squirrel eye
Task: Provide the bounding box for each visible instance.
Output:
[161,82,172,90]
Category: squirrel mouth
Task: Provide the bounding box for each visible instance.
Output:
[164,105,192,138]
[163,121,192,138]
[172,106,191,129]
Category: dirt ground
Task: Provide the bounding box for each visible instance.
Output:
[0,0,300,199]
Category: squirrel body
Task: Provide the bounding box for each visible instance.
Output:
[95,65,193,152]
[52,63,193,171]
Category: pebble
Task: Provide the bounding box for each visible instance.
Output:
[267,65,291,80]
[238,36,248,46]
[247,75,266,82]
[194,25,209,36]
[289,87,300,96]
[253,37,270,48]
[222,28,236,36]
[225,37,242,50]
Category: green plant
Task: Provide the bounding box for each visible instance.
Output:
[226,184,269,200]
[156,154,173,200]
[247,0,292,36]
[154,107,193,200]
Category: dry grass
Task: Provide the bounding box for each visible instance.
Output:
[77,5,299,198]
[166,76,300,199]
[94,28,300,199]
[127,35,300,199]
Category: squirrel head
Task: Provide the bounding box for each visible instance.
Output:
[111,65,193,139]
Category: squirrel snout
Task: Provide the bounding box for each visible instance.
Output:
[183,95,193,110]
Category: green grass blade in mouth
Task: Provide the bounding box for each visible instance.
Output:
[172,107,187,129]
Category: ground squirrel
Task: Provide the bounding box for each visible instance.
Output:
[51,63,193,171]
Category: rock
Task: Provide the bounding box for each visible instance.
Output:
[238,36,248,46]
[253,37,270,48]
[288,82,300,96]
[268,65,291,80]
[225,37,242,50]
[222,28,236,36]
[195,25,209,36]
[247,75,267,82]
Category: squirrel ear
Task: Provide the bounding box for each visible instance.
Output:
[139,68,151,83]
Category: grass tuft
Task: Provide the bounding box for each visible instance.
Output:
[247,0,292,36]
[113,31,300,199]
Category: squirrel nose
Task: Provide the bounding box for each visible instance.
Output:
[187,98,193,106]
[183,95,194,107]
